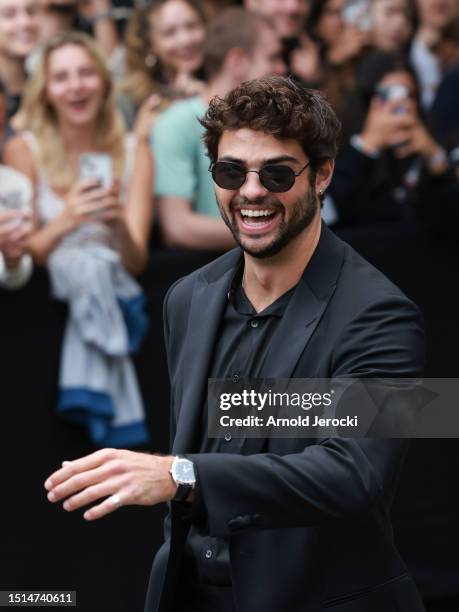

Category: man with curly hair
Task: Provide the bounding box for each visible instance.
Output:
[45,76,426,612]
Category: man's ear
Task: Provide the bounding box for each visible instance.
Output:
[223,47,250,82]
[315,159,335,194]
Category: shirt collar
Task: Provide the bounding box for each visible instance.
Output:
[227,262,296,318]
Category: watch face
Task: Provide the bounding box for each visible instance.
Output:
[174,459,195,485]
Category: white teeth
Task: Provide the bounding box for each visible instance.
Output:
[240,209,274,217]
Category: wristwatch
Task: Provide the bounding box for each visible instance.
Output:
[169,456,196,502]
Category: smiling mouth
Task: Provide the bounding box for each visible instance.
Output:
[15,33,35,43]
[236,208,281,233]
[68,99,90,111]
[240,208,275,220]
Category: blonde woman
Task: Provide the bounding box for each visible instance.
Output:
[5,31,153,448]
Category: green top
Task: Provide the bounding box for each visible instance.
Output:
[150,97,220,218]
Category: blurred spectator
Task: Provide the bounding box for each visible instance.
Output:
[291,0,369,109]
[151,7,285,251]
[6,30,153,271]
[430,60,459,152]
[37,0,79,38]
[78,0,122,62]
[39,0,118,51]
[244,0,310,39]
[0,81,33,289]
[410,0,459,108]
[0,0,40,119]
[330,51,456,225]
[4,31,153,446]
[27,1,120,82]
[201,0,237,19]
[371,0,414,52]
[118,0,206,132]
[244,0,310,70]
[291,0,414,97]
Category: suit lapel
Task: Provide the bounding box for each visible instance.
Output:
[262,224,345,378]
[172,250,242,454]
[244,224,345,453]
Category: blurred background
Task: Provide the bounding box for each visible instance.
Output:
[0,0,458,610]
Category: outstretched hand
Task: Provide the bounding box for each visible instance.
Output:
[44,449,177,521]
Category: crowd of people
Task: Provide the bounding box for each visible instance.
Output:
[1,0,458,281]
[0,0,458,610]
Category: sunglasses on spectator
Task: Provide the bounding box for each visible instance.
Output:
[209,160,310,193]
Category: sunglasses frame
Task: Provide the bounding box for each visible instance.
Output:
[209,160,311,193]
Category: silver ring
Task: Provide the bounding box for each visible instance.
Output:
[109,494,122,509]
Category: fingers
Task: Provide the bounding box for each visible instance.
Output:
[45,449,134,521]
[0,224,32,252]
[45,451,176,520]
[393,143,415,158]
[8,222,32,241]
[146,93,162,111]
[47,462,121,504]
[76,178,103,194]
[45,448,118,490]
[83,493,126,521]
[0,213,29,235]
[73,196,121,220]
[62,479,120,513]
[0,209,28,224]
[80,187,112,205]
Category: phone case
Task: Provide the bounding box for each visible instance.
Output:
[79,154,114,189]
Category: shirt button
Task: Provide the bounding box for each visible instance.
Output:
[250,319,259,328]
[232,374,239,383]
[205,549,212,559]
[224,433,232,442]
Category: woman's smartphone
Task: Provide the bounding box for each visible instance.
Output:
[0,166,33,223]
[342,0,372,31]
[0,191,22,210]
[375,83,411,114]
[79,153,113,189]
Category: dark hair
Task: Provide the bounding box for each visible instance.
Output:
[0,80,6,98]
[355,51,418,105]
[203,7,274,80]
[339,51,420,140]
[200,76,341,168]
[306,0,331,46]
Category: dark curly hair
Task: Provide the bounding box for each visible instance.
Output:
[200,76,341,170]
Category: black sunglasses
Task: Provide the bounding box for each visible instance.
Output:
[209,160,311,193]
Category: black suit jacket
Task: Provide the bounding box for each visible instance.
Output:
[145,224,426,612]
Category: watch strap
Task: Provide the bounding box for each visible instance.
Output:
[172,482,193,502]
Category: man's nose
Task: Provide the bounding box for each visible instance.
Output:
[238,171,269,200]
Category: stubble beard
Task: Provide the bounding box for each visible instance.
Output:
[217,185,319,259]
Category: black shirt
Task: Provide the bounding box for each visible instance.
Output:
[180,264,295,609]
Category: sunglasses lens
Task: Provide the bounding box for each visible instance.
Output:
[212,162,245,189]
[260,165,295,192]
